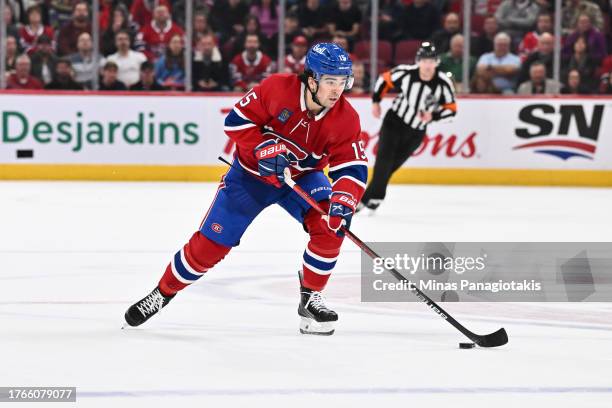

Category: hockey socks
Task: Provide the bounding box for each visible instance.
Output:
[159,231,230,296]
[301,205,344,291]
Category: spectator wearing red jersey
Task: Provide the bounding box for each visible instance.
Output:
[7,54,43,89]
[518,12,553,60]
[283,35,308,74]
[136,4,185,61]
[19,5,55,54]
[230,33,275,92]
[130,0,171,30]
[57,1,91,56]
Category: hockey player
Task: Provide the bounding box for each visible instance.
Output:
[124,43,367,335]
[358,42,457,212]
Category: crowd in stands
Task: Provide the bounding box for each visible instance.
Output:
[2,0,612,94]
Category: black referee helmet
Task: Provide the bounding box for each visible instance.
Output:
[415,42,439,63]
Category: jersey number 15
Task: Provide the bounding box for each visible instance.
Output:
[352,141,367,160]
[239,91,258,107]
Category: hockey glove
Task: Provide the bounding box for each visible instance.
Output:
[324,192,357,237]
[255,139,290,188]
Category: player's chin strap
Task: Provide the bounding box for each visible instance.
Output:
[305,78,326,109]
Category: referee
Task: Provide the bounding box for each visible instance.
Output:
[358,42,457,212]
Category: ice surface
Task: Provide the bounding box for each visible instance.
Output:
[1,181,611,407]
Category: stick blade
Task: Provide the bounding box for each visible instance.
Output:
[473,327,508,348]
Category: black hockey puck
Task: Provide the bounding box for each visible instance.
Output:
[459,342,476,349]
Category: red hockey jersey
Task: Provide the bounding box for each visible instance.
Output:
[229,51,275,92]
[224,73,368,201]
[136,20,184,61]
[283,54,306,74]
[19,25,55,54]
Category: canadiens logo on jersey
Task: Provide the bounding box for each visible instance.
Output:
[223,74,368,189]
[277,108,293,123]
[261,128,322,170]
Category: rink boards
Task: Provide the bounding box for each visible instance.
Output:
[0,91,611,186]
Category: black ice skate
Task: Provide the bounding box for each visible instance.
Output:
[298,280,338,336]
[356,199,382,213]
[124,286,175,327]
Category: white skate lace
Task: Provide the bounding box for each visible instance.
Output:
[136,290,165,317]
[307,291,327,311]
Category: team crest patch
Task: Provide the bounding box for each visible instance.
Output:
[277,108,293,123]
[211,223,223,233]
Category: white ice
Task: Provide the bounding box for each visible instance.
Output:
[1,181,611,408]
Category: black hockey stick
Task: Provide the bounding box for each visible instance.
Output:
[281,168,508,348]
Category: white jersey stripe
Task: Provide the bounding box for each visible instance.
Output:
[328,160,368,172]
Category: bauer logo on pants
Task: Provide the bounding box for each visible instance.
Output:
[211,223,223,233]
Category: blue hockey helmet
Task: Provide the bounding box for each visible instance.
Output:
[304,43,354,90]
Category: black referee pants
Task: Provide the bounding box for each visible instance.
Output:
[361,111,425,203]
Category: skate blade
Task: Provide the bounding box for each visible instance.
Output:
[299,317,335,336]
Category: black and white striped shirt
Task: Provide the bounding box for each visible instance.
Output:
[372,64,457,130]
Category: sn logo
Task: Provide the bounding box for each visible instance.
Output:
[515,104,605,141]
